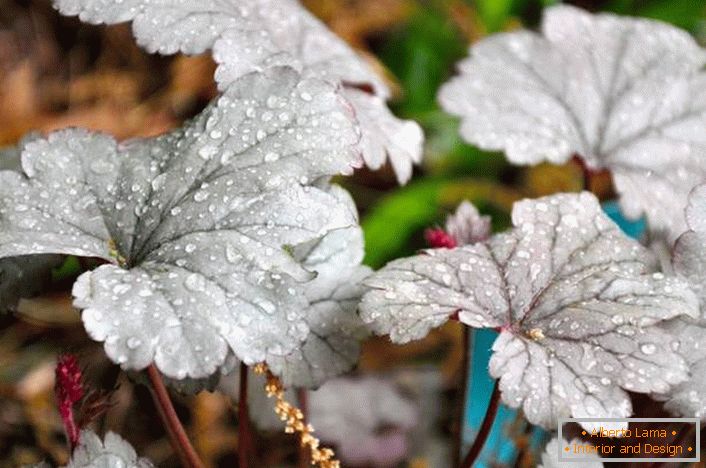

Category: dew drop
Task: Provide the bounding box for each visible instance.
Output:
[185,273,206,292]
[198,145,217,160]
[264,151,280,162]
[194,191,209,202]
[610,315,624,325]
[113,284,131,295]
[126,337,142,349]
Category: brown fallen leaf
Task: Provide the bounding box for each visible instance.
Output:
[16,292,81,327]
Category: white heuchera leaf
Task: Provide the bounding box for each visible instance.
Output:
[308,376,418,467]
[65,430,153,468]
[539,437,603,468]
[0,67,361,380]
[169,188,370,388]
[223,371,417,467]
[210,1,387,95]
[341,88,423,184]
[361,192,698,428]
[658,184,706,418]
[53,0,424,184]
[54,0,384,93]
[216,187,370,388]
[439,5,706,240]
[444,200,491,245]
[267,189,371,387]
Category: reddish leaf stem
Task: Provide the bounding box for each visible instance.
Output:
[460,380,500,468]
[146,365,204,468]
[571,154,593,191]
[453,326,471,468]
[239,362,251,468]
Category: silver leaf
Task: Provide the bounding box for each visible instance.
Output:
[341,88,423,184]
[0,68,361,379]
[659,183,706,418]
[65,430,153,468]
[539,437,603,468]
[267,223,371,387]
[53,0,424,184]
[439,5,706,240]
[308,376,418,466]
[444,200,491,245]
[361,192,698,428]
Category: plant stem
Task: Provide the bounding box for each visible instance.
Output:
[582,166,592,192]
[453,326,471,468]
[146,365,204,468]
[460,380,500,468]
[239,362,251,468]
[571,154,592,191]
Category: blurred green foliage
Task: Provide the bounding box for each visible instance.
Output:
[52,257,81,281]
[605,0,706,32]
[379,4,466,116]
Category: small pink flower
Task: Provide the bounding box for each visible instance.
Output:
[424,228,457,248]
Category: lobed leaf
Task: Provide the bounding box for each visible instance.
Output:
[658,184,706,418]
[444,200,491,245]
[253,186,369,387]
[66,430,153,468]
[342,88,424,184]
[308,376,418,467]
[361,192,699,428]
[267,224,371,388]
[0,68,362,379]
[54,0,424,184]
[439,5,706,239]
[539,437,603,467]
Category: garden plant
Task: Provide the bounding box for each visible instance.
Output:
[2,1,706,467]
